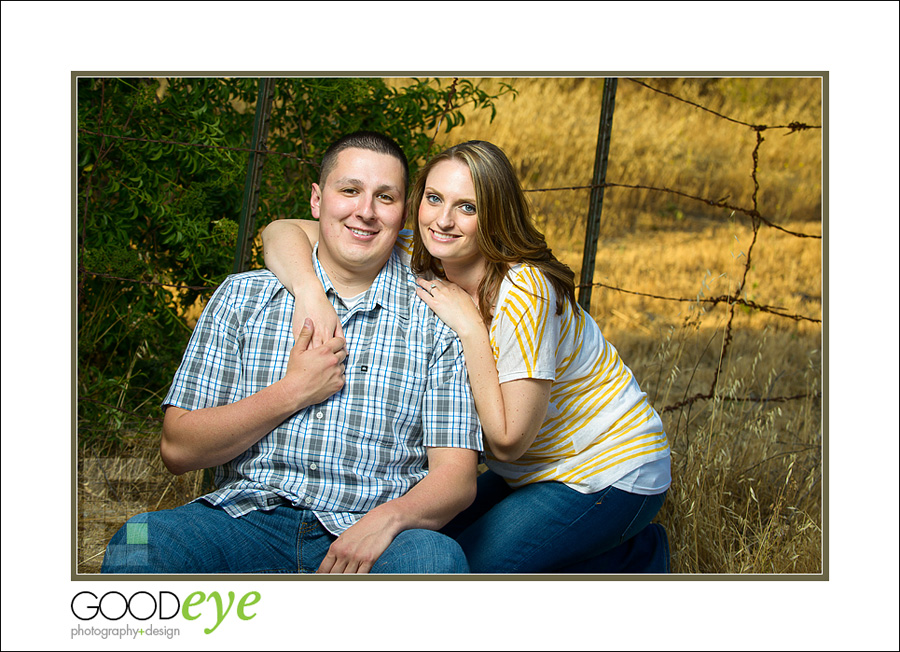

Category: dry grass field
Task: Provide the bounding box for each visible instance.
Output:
[77,76,823,575]
[430,76,823,574]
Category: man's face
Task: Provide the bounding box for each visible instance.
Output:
[311,148,406,285]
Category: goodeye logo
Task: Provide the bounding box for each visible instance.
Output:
[71,590,261,638]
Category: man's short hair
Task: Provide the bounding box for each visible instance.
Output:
[318,131,409,190]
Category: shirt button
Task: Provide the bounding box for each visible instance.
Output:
[304,497,313,505]
[315,411,324,419]
[310,463,318,470]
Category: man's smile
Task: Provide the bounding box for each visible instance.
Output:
[347,225,378,238]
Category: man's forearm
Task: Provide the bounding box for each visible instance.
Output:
[367,452,478,533]
[160,379,303,475]
[161,320,347,475]
[317,448,478,573]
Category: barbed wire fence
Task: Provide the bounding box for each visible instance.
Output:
[76,77,822,424]
[554,78,822,417]
[75,77,824,573]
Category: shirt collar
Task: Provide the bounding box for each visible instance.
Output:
[312,243,411,318]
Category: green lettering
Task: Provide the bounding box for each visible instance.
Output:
[237,592,261,621]
[182,591,204,621]
[203,591,236,634]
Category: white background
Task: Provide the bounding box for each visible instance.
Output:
[2,1,898,650]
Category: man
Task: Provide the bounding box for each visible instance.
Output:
[101,131,482,574]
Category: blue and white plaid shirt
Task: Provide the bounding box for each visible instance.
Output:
[162,248,482,535]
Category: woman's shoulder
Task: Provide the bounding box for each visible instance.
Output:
[394,229,414,266]
[493,264,558,328]
[504,263,556,300]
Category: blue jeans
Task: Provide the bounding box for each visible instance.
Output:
[101,500,468,574]
[442,470,669,573]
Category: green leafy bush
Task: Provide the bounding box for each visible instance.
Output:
[77,76,514,448]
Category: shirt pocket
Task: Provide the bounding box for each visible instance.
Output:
[344,347,424,449]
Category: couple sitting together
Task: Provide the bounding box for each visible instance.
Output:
[102,130,671,575]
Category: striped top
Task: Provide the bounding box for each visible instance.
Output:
[485,264,670,493]
[162,247,481,535]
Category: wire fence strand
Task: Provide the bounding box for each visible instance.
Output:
[77,78,822,422]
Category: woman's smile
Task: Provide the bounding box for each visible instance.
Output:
[428,228,462,242]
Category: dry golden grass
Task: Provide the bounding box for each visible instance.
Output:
[77,438,208,574]
[568,218,822,573]
[432,76,823,574]
[78,77,823,575]
[424,76,821,241]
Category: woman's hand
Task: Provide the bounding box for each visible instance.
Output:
[416,277,549,463]
[293,290,344,346]
[263,219,341,346]
[415,277,484,338]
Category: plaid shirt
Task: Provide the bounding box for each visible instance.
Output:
[162,248,481,535]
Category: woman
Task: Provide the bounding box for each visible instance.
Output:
[263,141,671,573]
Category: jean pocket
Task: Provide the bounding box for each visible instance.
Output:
[619,491,666,544]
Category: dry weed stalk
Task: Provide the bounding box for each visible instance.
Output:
[77,77,822,575]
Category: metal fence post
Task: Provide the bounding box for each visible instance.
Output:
[577,77,618,313]
[232,77,276,274]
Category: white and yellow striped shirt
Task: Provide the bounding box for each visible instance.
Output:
[486,264,670,494]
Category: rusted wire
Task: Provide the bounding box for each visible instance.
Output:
[79,79,824,419]
[586,281,821,324]
[81,269,216,293]
[624,78,822,133]
[524,181,821,239]
[77,128,319,167]
[662,390,820,414]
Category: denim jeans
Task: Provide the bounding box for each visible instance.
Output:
[442,470,669,574]
[101,500,468,574]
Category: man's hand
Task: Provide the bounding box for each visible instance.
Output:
[284,319,347,408]
[160,318,348,476]
[316,512,399,574]
[314,447,478,574]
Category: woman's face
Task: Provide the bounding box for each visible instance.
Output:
[417,159,482,268]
